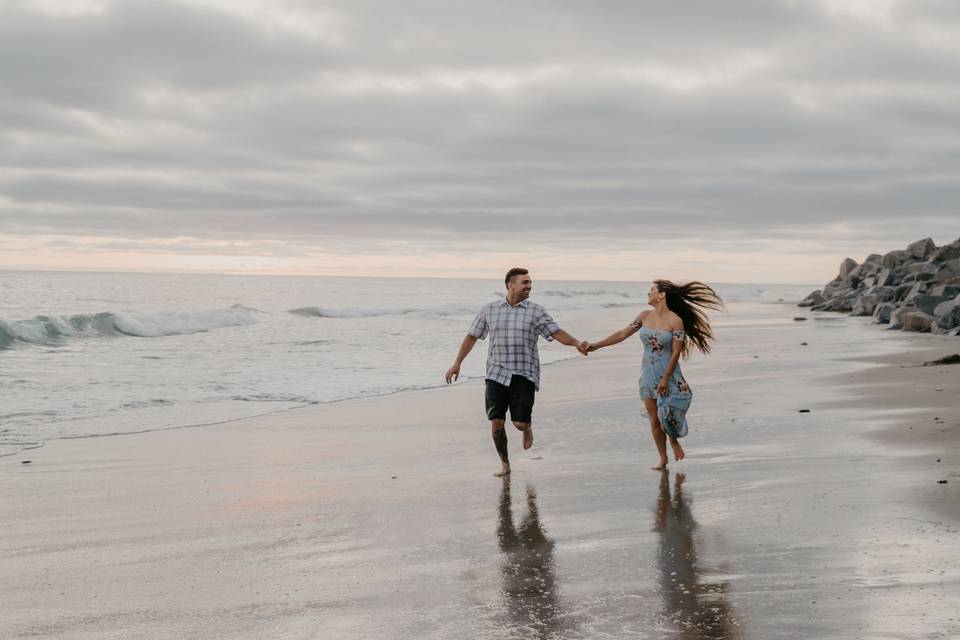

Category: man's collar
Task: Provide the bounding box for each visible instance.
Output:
[503,296,530,308]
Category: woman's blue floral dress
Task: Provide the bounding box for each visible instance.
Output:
[633,319,692,439]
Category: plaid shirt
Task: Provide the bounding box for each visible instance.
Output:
[469,298,561,389]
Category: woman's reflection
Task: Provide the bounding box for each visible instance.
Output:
[654,471,741,639]
[497,478,563,638]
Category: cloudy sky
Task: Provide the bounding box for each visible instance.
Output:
[1,0,958,282]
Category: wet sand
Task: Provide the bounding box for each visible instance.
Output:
[2,314,959,639]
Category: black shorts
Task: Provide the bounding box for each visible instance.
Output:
[485,376,536,424]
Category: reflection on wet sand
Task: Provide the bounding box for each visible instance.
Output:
[497,479,565,638]
[654,471,741,639]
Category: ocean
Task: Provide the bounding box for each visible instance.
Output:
[0,272,820,456]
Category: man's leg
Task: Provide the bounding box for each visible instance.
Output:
[491,419,510,477]
[509,376,536,450]
[486,380,511,476]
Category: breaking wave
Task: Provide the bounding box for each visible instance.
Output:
[0,305,260,349]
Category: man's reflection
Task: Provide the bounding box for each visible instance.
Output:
[654,471,740,639]
[497,478,563,638]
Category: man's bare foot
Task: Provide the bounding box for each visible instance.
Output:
[522,426,534,450]
[670,440,685,461]
[651,460,668,471]
[494,464,511,477]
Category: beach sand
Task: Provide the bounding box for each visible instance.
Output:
[2,315,958,639]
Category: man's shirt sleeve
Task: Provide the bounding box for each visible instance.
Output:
[468,306,489,339]
[535,307,561,340]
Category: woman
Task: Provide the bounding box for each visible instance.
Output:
[581,280,723,470]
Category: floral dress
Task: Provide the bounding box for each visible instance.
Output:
[633,320,692,439]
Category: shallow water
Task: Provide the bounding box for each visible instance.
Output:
[0,271,814,455]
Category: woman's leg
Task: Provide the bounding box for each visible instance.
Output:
[643,397,669,470]
[669,435,685,461]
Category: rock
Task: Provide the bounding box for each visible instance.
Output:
[875,286,897,302]
[931,240,960,263]
[851,294,878,317]
[846,264,865,285]
[907,237,937,259]
[888,305,919,330]
[930,284,960,299]
[798,290,825,308]
[837,257,859,281]
[943,257,960,276]
[934,294,960,330]
[875,268,895,287]
[793,317,808,321]
[913,294,949,316]
[882,249,909,269]
[874,302,897,324]
[902,282,929,306]
[900,311,935,332]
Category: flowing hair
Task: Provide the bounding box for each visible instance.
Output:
[654,280,725,358]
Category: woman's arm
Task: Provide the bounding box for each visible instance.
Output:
[656,318,684,395]
[588,314,644,351]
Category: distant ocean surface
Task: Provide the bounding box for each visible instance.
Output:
[0,272,818,456]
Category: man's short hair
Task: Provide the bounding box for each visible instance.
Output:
[505,267,528,286]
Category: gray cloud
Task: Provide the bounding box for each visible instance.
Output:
[1,0,958,266]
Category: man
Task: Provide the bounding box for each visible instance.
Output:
[445,267,585,477]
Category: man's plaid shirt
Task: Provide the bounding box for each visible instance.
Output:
[468,298,561,389]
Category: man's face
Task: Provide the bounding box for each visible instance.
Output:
[507,274,533,300]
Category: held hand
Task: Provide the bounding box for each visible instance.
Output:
[445,364,460,384]
[577,340,591,356]
[656,378,669,396]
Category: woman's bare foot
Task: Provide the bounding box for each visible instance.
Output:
[522,425,534,450]
[670,439,685,462]
[494,463,511,477]
[651,459,668,471]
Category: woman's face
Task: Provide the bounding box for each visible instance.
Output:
[647,284,661,305]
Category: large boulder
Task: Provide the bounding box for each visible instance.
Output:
[874,302,897,324]
[875,286,897,302]
[888,305,918,330]
[851,294,879,317]
[798,289,825,308]
[931,239,960,263]
[912,294,949,316]
[875,268,895,287]
[934,294,960,331]
[837,257,859,281]
[907,237,937,259]
[902,281,929,306]
[900,311,935,332]
[930,284,960,300]
[881,250,909,270]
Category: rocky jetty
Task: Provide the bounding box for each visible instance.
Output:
[798,237,960,335]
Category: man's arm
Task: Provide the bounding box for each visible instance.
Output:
[549,329,581,348]
[445,334,478,383]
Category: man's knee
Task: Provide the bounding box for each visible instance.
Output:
[512,421,530,431]
[490,419,506,431]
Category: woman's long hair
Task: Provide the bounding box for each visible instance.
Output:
[654,280,724,358]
